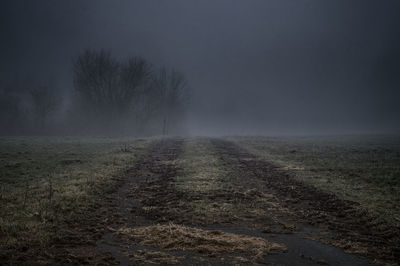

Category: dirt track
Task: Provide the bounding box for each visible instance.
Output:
[94,138,393,265]
[211,139,399,265]
[9,138,399,265]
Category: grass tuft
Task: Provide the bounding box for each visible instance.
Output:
[118,223,286,259]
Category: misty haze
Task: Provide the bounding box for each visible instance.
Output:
[0,1,399,265]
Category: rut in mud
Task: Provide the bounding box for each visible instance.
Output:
[210,139,399,265]
[97,137,377,265]
[97,138,185,264]
[24,137,397,265]
[97,138,288,265]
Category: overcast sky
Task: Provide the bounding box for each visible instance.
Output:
[1,0,400,135]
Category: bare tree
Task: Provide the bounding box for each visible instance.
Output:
[152,68,189,135]
[119,57,152,113]
[72,49,188,135]
[73,50,151,115]
[73,49,120,114]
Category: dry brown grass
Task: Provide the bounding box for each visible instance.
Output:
[118,223,286,260]
[231,135,400,227]
[125,250,182,265]
[176,138,229,192]
[0,137,153,255]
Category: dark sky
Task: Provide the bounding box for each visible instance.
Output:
[1,0,400,135]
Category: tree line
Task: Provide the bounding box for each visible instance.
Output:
[0,49,189,136]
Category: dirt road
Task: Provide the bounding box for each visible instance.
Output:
[94,137,391,265]
[19,138,398,265]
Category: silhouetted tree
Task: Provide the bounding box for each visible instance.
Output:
[73,50,151,115]
[152,68,189,135]
[72,49,188,135]
[119,57,152,113]
[73,49,120,114]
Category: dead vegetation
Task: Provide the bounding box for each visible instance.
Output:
[175,138,229,192]
[231,135,400,227]
[213,138,400,265]
[2,136,399,265]
[0,137,152,262]
[124,250,183,265]
[118,223,286,260]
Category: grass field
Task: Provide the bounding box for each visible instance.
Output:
[1,135,399,265]
[0,137,152,255]
[231,135,400,227]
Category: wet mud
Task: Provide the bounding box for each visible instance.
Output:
[96,138,378,265]
[210,139,399,265]
[4,138,398,265]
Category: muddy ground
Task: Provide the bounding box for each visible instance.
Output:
[4,138,399,265]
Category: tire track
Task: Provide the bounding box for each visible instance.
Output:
[210,138,398,265]
[96,138,184,265]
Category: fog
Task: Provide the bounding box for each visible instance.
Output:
[1,0,400,136]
